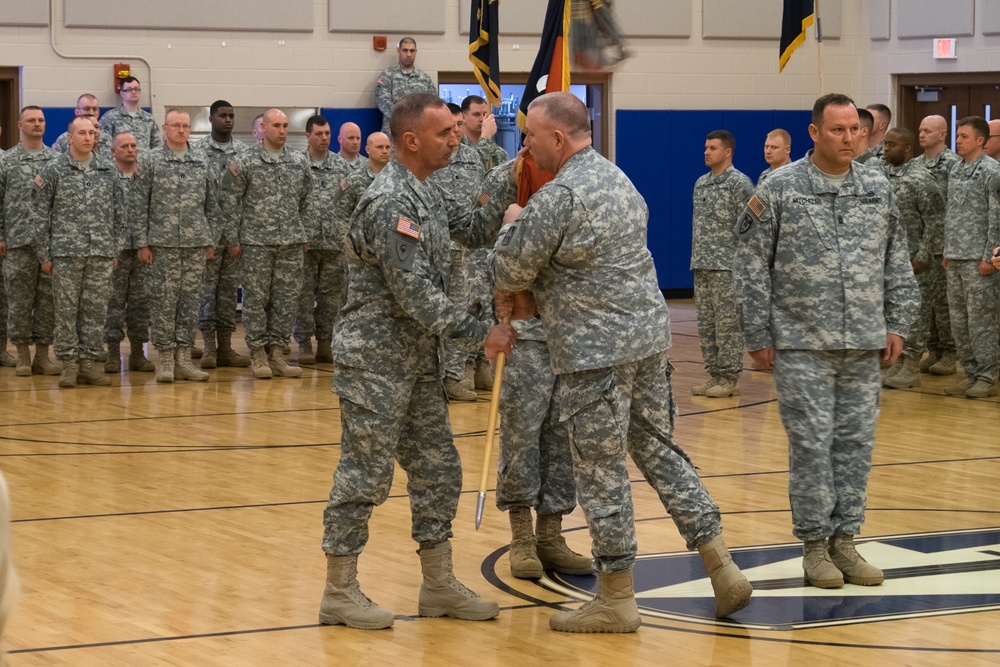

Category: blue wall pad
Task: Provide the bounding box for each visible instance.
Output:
[617,109,812,290]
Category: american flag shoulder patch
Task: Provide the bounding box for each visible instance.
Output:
[228,162,239,177]
[395,217,421,239]
[747,194,766,218]
[33,174,43,188]
[476,190,492,206]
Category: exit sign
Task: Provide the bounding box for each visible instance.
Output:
[934,38,957,59]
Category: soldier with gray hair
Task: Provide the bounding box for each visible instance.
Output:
[734,93,919,589]
[36,116,127,388]
[320,93,519,630]
[494,91,752,633]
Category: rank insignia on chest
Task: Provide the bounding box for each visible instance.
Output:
[396,217,421,239]
[228,162,239,177]
[340,178,347,191]
[748,194,766,218]
[33,174,43,188]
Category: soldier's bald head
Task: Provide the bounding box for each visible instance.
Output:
[528,92,591,141]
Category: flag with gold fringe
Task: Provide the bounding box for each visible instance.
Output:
[779,0,815,72]
[469,0,502,107]
[516,0,571,132]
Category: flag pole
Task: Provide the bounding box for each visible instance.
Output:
[815,0,824,95]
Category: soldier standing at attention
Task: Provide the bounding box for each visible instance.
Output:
[51,94,108,155]
[335,133,391,230]
[734,93,919,589]
[758,128,792,185]
[333,122,368,173]
[194,100,251,370]
[915,114,961,375]
[494,92,752,633]
[224,108,310,379]
[690,130,754,398]
[319,94,519,630]
[0,106,60,376]
[941,116,1000,398]
[36,116,127,388]
[133,109,219,383]
[880,128,946,389]
[103,132,154,374]
[374,37,436,137]
[99,76,160,151]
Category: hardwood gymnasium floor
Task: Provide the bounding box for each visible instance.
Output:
[0,300,997,666]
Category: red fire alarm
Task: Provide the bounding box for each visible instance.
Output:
[114,63,131,91]
[373,36,387,52]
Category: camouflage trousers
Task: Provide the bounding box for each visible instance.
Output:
[464,247,492,365]
[693,269,744,379]
[3,245,55,346]
[104,249,150,344]
[559,351,722,573]
[293,248,345,344]
[442,245,469,380]
[0,257,6,340]
[323,366,462,555]
[945,259,1000,383]
[241,244,303,350]
[496,339,576,515]
[922,257,955,355]
[773,348,880,541]
[148,247,205,351]
[199,243,241,335]
[51,256,114,361]
[902,265,932,361]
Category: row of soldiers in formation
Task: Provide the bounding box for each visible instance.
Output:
[690,104,1000,400]
[0,77,512,391]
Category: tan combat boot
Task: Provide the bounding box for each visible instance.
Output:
[77,359,111,386]
[175,347,209,382]
[928,350,958,375]
[155,350,175,383]
[705,377,740,398]
[803,538,844,588]
[549,569,641,633]
[250,347,272,379]
[944,376,975,395]
[217,331,251,367]
[318,554,394,630]
[298,338,316,365]
[691,376,717,396]
[918,349,939,373]
[103,340,121,373]
[269,346,302,378]
[884,356,920,389]
[315,337,333,363]
[58,359,79,388]
[536,513,592,575]
[14,344,31,377]
[473,361,494,390]
[128,341,155,372]
[462,360,476,391]
[698,534,753,617]
[828,535,884,585]
[0,338,15,367]
[32,345,62,376]
[200,331,218,369]
[417,542,499,621]
[444,377,477,401]
[508,508,544,579]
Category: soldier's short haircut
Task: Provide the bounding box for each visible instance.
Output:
[67,116,94,132]
[866,103,892,123]
[461,95,487,112]
[118,75,139,90]
[306,115,329,134]
[957,115,990,141]
[886,126,915,146]
[398,37,417,48]
[706,129,735,151]
[209,100,233,116]
[389,93,446,144]
[446,102,462,116]
[76,93,98,106]
[812,93,856,127]
[528,92,591,140]
[767,128,791,145]
[19,105,43,116]
[164,107,188,123]
[856,108,874,132]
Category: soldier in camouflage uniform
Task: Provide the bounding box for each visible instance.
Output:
[428,104,487,401]
[293,116,353,365]
[690,130,754,398]
[941,116,1000,398]
[494,92,752,633]
[758,129,791,185]
[223,108,310,379]
[880,128,946,389]
[915,115,961,374]
[98,76,160,151]
[374,37,436,137]
[36,117,127,388]
[51,94,110,156]
[334,122,369,173]
[734,94,919,590]
[133,110,219,383]
[103,132,154,374]
[194,100,251,370]
[320,94,517,630]
[0,106,60,376]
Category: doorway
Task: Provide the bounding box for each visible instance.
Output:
[0,67,21,150]
[897,73,1000,155]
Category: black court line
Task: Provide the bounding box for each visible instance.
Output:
[0,405,342,430]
